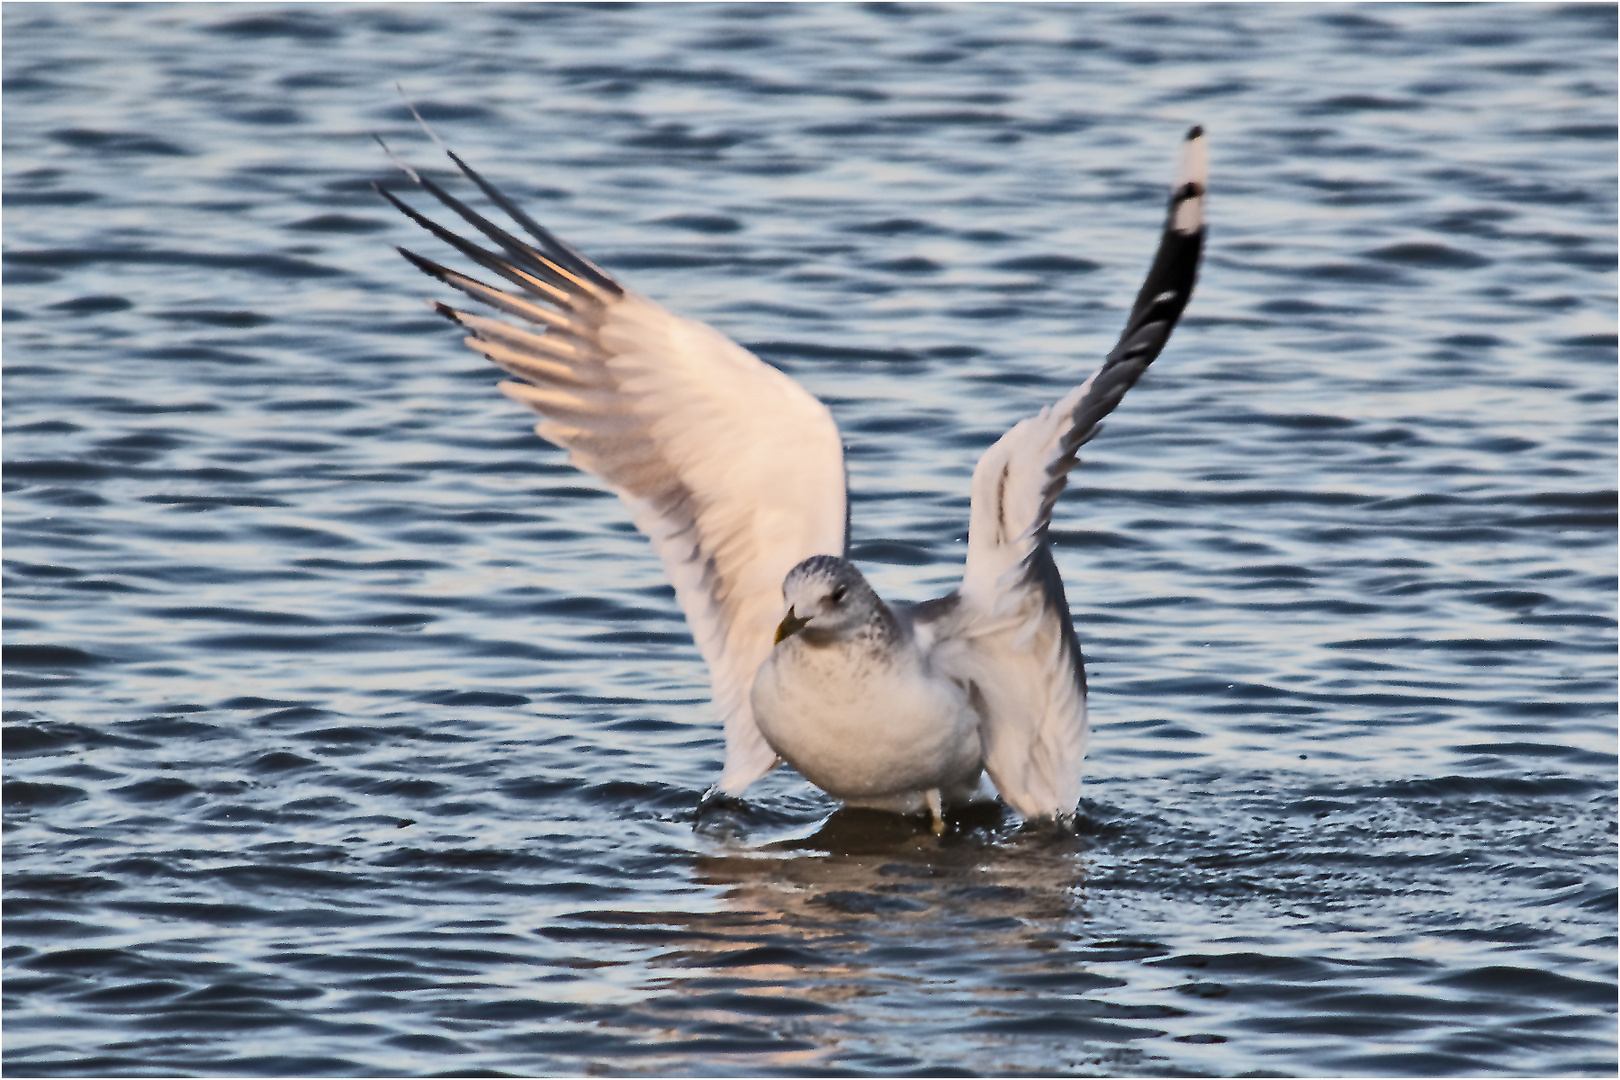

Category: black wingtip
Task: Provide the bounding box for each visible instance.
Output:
[430,300,463,325]
[396,245,450,282]
[440,147,624,298]
[374,181,413,213]
[1099,128,1207,370]
[374,180,419,209]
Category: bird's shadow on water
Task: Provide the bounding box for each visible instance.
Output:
[765,802,1032,853]
[684,800,1112,935]
[692,794,1118,853]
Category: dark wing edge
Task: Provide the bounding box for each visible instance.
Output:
[1029,124,1207,561]
[954,126,1206,820]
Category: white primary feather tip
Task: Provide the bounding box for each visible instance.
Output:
[1172,125,1207,234]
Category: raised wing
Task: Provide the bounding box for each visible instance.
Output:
[951,126,1207,819]
[378,148,848,797]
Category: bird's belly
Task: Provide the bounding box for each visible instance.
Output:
[751,647,981,801]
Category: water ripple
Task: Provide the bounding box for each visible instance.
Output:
[4,3,1614,1077]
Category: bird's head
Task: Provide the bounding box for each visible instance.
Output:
[774,555,879,645]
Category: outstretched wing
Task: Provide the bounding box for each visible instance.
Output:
[378,148,848,797]
[947,127,1207,819]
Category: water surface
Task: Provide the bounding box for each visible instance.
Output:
[4,4,1615,1076]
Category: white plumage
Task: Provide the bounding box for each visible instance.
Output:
[380,125,1206,824]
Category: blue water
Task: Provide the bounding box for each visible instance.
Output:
[4,4,1615,1076]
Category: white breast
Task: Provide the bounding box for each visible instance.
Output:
[750,629,983,805]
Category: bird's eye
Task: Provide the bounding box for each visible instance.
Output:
[830,586,847,604]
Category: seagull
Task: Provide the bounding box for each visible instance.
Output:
[377,125,1206,829]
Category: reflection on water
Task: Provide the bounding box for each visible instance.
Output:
[675,813,1133,1075]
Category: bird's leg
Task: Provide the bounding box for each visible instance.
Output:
[925,789,945,836]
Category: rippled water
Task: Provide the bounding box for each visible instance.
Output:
[4,4,1616,1077]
